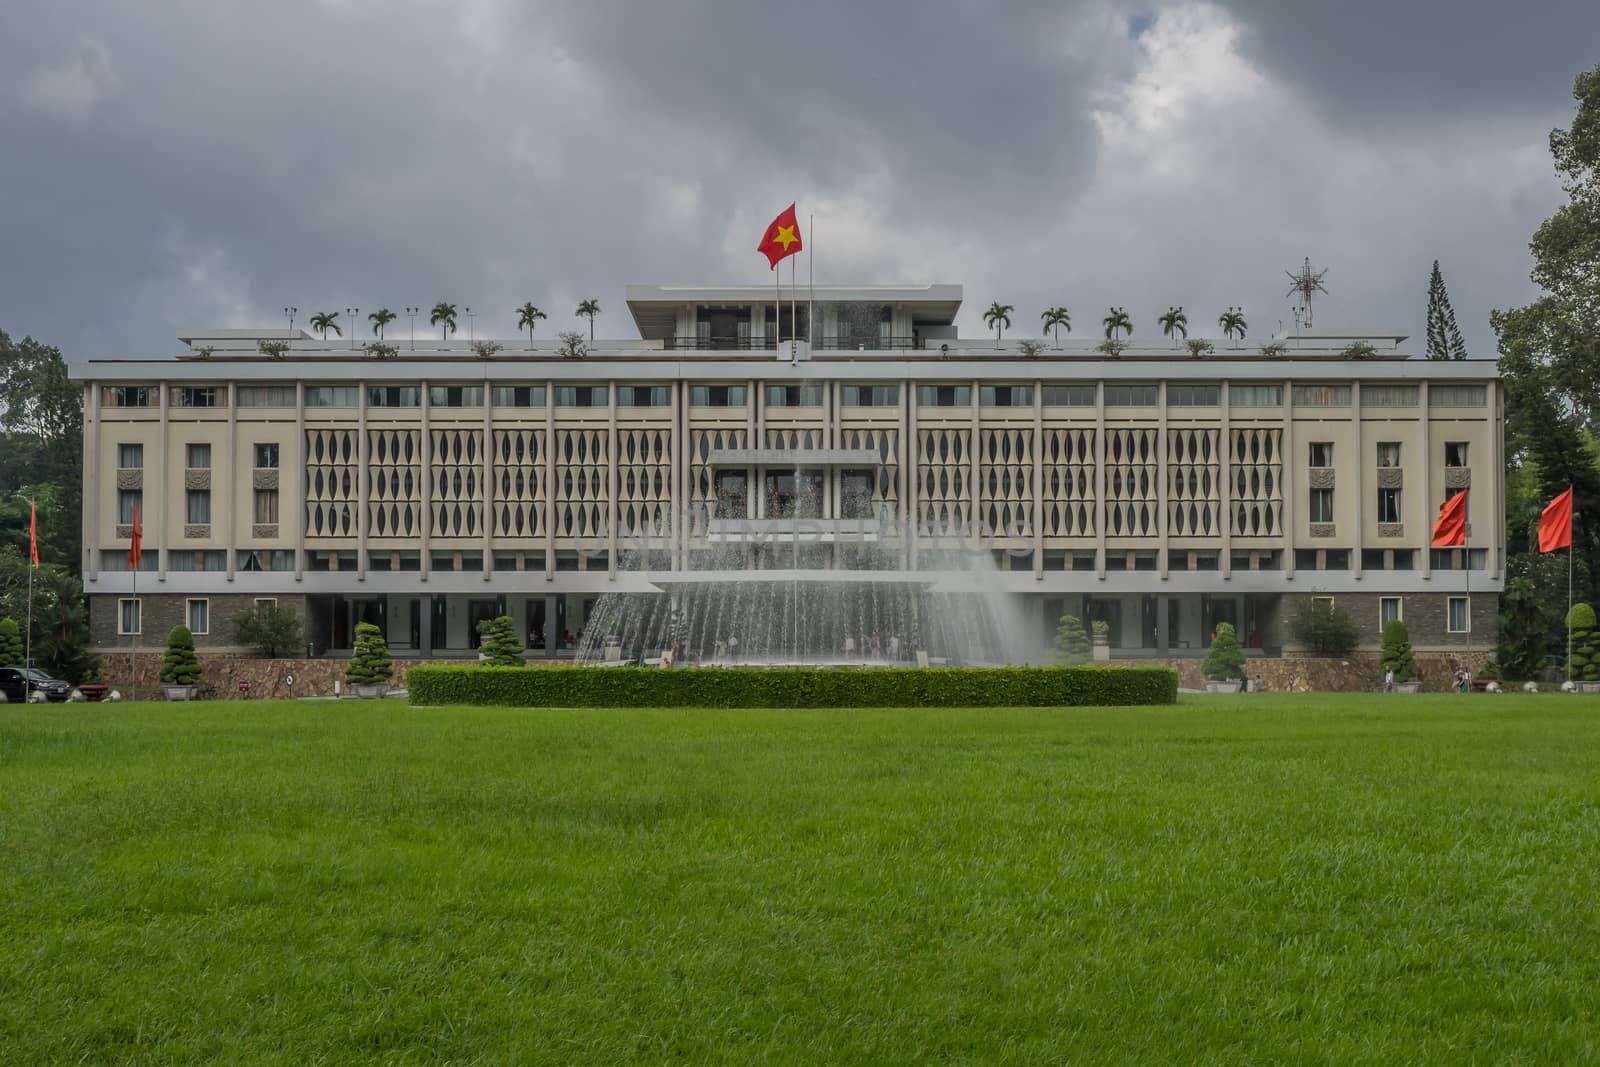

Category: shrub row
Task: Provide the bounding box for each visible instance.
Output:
[407,665,1178,709]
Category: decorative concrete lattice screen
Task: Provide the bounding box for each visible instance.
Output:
[980,428,1033,540]
[617,428,672,538]
[305,428,358,536]
[1106,428,1158,536]
[1230,427,1282,536]
[838,426,899,524]
[1042,427,1095,537]
[431,429,484,537]
[367,429,421,536]
[692,427,747,534]
[917,428,973,536]
[492,429,547,539]
[764,427,824,450]
[1167,427,1220,536]
[555,429,608,539]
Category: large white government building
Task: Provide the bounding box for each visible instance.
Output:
[73,283,1503,661]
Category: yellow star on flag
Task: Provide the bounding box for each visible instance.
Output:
[771,224,798,250]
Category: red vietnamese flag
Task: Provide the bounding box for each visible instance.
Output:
[1431,489,1467,547]
[1538,487,1573,553]
[757,203,803,269]
[129,503,143,570]
[28,498,38,567]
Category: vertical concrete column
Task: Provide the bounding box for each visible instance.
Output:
[225,383,237,580]
[751,377,763,524]
[1490,381,1504,580]
[606,381,618,578]
[1156,593,1170,655]
[420,380,431,581]
[1157,381,1169,579]
[1352,381,1365,579]
[545,378,556,579]
[1282,378,1295,579]
[294,381,306,580]
[1220,381,1232,580]
[1418,378,1431,580]
[357,380,368,579]
[85,382,100,580]
[483,389,495,580]
[1033,377,1044,579]
[544,593,558,656]
[1094,381,1107,578]
[158,380,169,580]
[969,379,981,547]
[669,380,683,570]
[901,378,913,571]
[419,594,433,658]
[906,384,919,570]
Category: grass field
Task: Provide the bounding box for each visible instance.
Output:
[3,694,1599,1064]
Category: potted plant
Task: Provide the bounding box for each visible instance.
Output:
[345,621,393,697]
[1380,619,1420,692]
[1203,622,1246,692]
[1053,613,1089,665]
[160,624,201,700]
[475,615,526,667]
[1090,620,1111,662]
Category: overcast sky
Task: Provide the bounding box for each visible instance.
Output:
[1,0,1595,360]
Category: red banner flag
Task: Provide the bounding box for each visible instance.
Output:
[757,203,803,269]
[1539,487,1573,553]
[129,503,142,570]
[1431,489,1467,547]
[28,498,38,567]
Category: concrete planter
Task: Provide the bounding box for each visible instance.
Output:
[350,683,389,699]
[1576,681,1600,694]
[604,642,623,661]
[1091,637,1111,662]
[1205,679,1243,693]
[161,684,196,701]
[1392,680,1421,694]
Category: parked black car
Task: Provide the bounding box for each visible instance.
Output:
[0,667,71,703]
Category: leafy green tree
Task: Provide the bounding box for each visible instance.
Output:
[1185,339,1214,358]
[1425,261,1467,360]
[1380,620,1417,682]
[1568,603,1600,681]
[1495,574,1555,680]
[576,299,601,343]
[476,615,526,667]
[34,570,95,684]
[1218,308,1247,342]
[234,602,304,657]
[1040,306,1071,345]
[1289,596,1359,655]
[346,622,393,686]
[159,625,201,685]
[983,302,1013,345]
[1341,342,1378,359]
[1102,307,1132,340]
[1053,613,1089,665]
[0,331,81,569]
[368,308,396,339]
[0,617,22,665]
[1203,622,1246,681]
[309,311,341,339]
[1158,306,1188,344]
[516,302,547,342]
[430,302,458,339]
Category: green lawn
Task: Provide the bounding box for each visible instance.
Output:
[3,694,1599,1064]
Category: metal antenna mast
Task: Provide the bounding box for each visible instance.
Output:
[1284,258,1329,329]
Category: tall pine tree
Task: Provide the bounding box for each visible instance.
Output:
[1425,260,1468,360]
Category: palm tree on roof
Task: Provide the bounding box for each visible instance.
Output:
[430,302,458,340]
[983,301,1014,347]
[309,311,341,340]
[576,299,601,343]
[1218,308,1247,344]
[517,302,547,343]
[1102,306,1133,340]
[368,308,396,339]
[1040,306,1071,346]
[1158,306,1188,347]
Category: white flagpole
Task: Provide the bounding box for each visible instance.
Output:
[1464,489,1471,675]
[25,552,33,670]
[1569,539,1574,685]
[809,213,815,349]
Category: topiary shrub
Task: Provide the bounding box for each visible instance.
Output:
[1569,603,1600,681]
[1053,614,1089,665]
[159,625,201,685]
[0,617,22,666]
[476,615,526,667]
[1202,622,1246,681]
[1289,596,1359,655]
[1380,619,1417,682]
[346,622,393,687]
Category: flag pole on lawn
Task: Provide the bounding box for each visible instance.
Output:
[26,497,37,671]
[1537,487,1575,684]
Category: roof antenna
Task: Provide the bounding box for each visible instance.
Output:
[1284,258,1328,329]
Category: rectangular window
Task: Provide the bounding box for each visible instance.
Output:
[1323,549,1350,570]
[917,384,971,407]
[427,385,485,407]
[1308,442,1333,468]
[253,598,278,614]
[305,386,358,407]
[118,489,141,524]
[619,385,671,407]
[236,385,296,407]
[1380,596,1402,628]
[765,382,824,407]
[167,550,226,571]
[254,489,279,524]
[173,387,218,408]
[1230,384,1283,407]
[1167,384,1220,406]
[186,598,209,636]
[840,383,898,406]
[367,385,420,407]
[1429,384,1487,407]
[1376,442,1401,467]
[1448,596,1470,633]
[103,549,158,571]
[980,384,1034,407]
[1392,549,1415,570]
[1104,383,1158,406]
[240,551,293,572]
[1444,442,1469,467]
[186,490,211,524]
[254,442,280,468]
[554,384,607,407]
[185,443,211,469]
[491,385,547,407]
[1292,384,1351,407]
[713,470,748,518]
[118,598,141,635]
[1377,486,1402,523]
[104,386,151,407]
[1309,487,1334,523]
[118,443,144,469]
[1362,385,1420,408]
[1313,595,1335,612]
[1042,384,1096,406]
[689,384,747,406]
[1362,548,1387,570]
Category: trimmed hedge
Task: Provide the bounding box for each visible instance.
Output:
[407,665,1178,709]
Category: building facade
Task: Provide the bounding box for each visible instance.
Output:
[71,284,1504,661]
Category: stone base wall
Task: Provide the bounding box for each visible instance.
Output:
[1147,651,1496,693]
[99,653,430,700]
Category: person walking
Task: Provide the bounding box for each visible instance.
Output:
[1384,668,1394,693]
